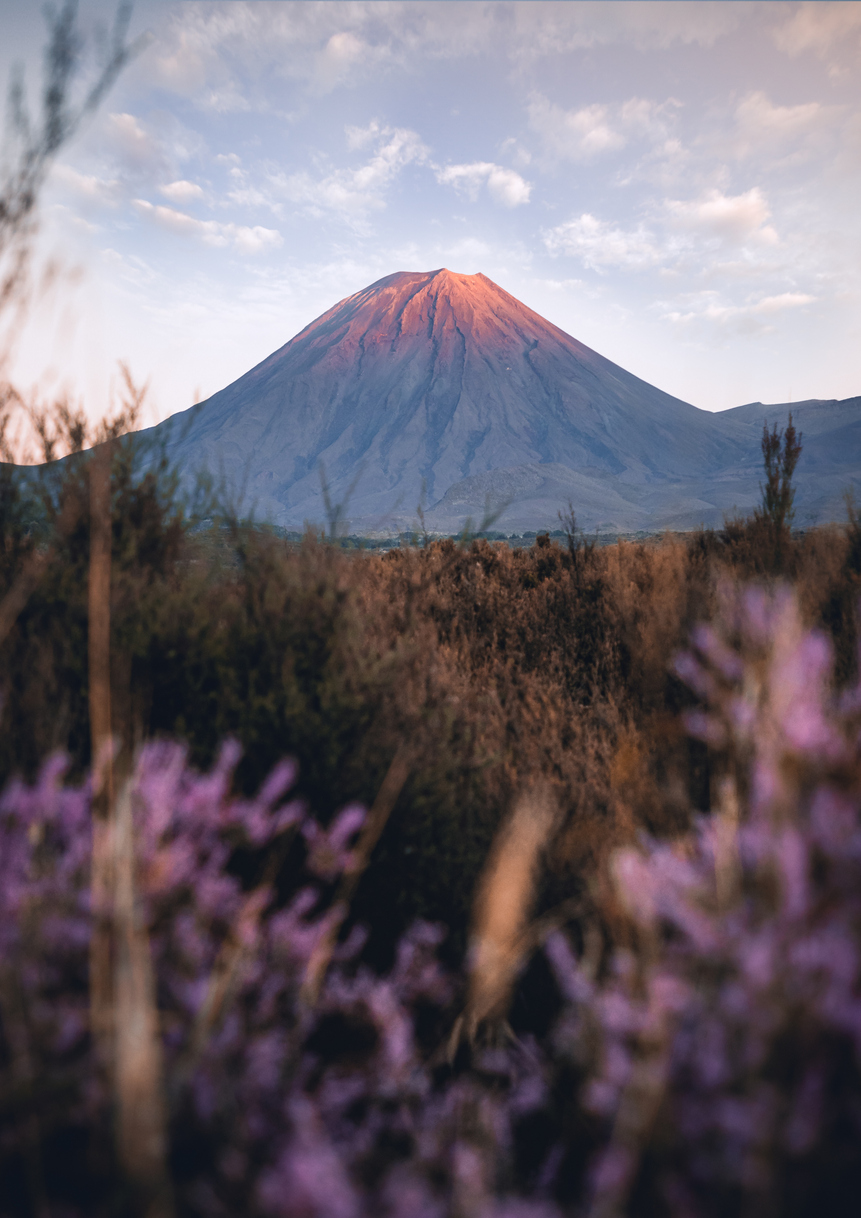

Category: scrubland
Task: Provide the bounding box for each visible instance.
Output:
[2,433,859,949]
[1,426,860,1217]
[3,8,860,1212]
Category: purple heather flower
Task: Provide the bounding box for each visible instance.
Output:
[301,805,366,882]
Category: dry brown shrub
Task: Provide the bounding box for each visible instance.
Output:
[3,423,861,962]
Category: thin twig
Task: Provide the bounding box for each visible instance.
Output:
[176,825,300,1090]
[301,743,412,1004]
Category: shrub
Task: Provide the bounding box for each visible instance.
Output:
[547,584,861,1218]
[2,583,860,1216]
[3,436,861,959]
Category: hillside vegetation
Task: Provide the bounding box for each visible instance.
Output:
[2,417,861,1217]
[2,423,860,960]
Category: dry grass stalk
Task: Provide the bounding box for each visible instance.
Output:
[86,443,173,1212]
[88,443,115,1056]
[184,891,267,1074]
[458,783,557,1046]
[180,824,300,1085]
[113,778,174,1218]
[301,743,412,1005]
[714,773,740,908]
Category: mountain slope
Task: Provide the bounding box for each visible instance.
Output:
[151,270,857,532]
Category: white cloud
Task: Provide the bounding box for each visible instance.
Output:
[315,29,392,90]
[618,97,679,136]
[528,96,625,161]
[498,137,532,169]
[735,92,829,142]
[662,290,816,333]
[231,226,282,255]
[545,188,782,275]
[272,123,429,216]
[151,1,748,110]
[665,188,777,244]
[152,3,403,102]
[755,292,817,314]
[133,200,282,254]
[527,94,684,172]
[508,0,747,56]
[436,161,531,207]
[201,87,253,114]
[52,164,121,206]
[344,122,381,151]
[227,182,276,211]
[773,1,861,58]
[159,180,205,204]
[543,214,661,269]
[728,91,842,162]
[105,113,164,174]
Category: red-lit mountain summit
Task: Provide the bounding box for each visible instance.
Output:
[157,270,859,532]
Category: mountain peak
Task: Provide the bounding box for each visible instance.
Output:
[161,268,756,532]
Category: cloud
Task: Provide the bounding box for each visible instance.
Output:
[773,1,861,58]
[272,123,429,216]
[151,2,402,102]
[661,289,816,334]
[527,96,625,161]
[545,188,781,274]
[543,214,660,269]
[728,91,842,162]
[507,0,747,55]
[315,29,393,91]
[755,292,817,314]
[201,87,253,114]
[133,200,282,254]
[665,188,777,244]
[498,137,532,169]
[82,111,204,196]
[527,94,683,171]
[159,180,205,204]
[151,1,749,108]
[52,165,121,207]
[105,113,164,174]
[344,122,381,151]
[735,92,829,142]
[436,162,532,207]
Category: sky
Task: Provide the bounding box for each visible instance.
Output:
[1,0,860,428]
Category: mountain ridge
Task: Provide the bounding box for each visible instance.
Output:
[148,270,859,533]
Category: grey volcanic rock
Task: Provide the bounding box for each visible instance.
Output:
[151,270,859,533]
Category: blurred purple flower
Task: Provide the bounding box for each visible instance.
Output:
[303,805,366,882]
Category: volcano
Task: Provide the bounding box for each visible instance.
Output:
[154,269,859,533]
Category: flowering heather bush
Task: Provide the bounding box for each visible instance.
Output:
[546,585,861,1217]
[1,584,860,1217]
[0,741,557,1217]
